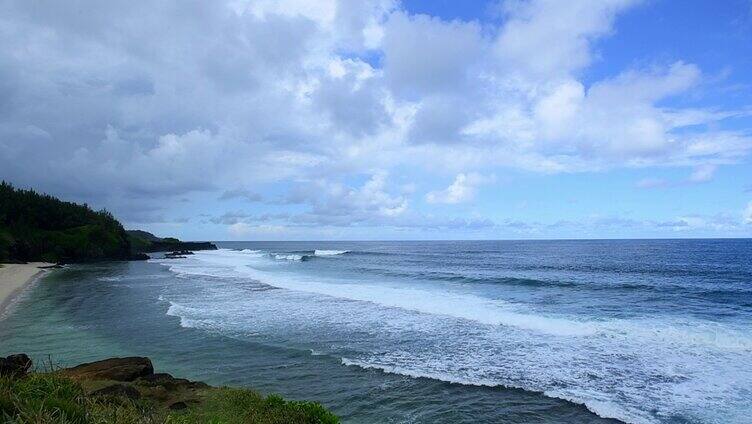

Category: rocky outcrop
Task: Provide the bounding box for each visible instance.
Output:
[0,353,32,377]
[53,356,208,410]
[61,357,154,381]
[164,250,194,259]
[1,354,339,422]
[91,383,142,399]
[126,230,217,254]
[137,372,208,390]
[149,241,217,252]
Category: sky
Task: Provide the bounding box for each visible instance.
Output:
[1,0,751,240]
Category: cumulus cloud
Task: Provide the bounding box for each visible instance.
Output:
[636,163,718,189]
[494,0,641,77]
[383,11,483,98]
[284,172,408,223]
[228,222,288,238]
[426,173,492,204]
[0,0,749,233]
[745,202,752,225]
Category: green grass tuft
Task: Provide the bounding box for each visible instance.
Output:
[170,389,339,424]
[0,373,339,424]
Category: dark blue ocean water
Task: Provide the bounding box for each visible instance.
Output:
[1,240,751,423]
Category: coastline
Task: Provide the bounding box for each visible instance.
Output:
[0,262,53,317]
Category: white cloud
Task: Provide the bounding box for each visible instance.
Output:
[494,0,641,77]
[688,164,717,183]
[636,178,669,189]
[383,11,483,97]
[228,222,288,237]
[219,188,263,202]
[282,171,409,223]
[426,173,492,204]
[744,202,752,225]
[0,0,749,232]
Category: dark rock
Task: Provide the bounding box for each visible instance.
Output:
[138,372,177,383]
[189,380,210,389]
[0,353,32,377]
[137,372,208,390]
[138,372,183,388]
[164,250,196,259]
[62,357,154,382]
[147,241,217,252]
[91,384,141,399]
[129,253,150,261]
[168,401,188,410]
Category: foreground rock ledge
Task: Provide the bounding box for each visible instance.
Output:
[0,353,340,423]
[61,356,154,381]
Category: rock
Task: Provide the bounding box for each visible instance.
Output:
[62,357,154,382]
[0,353,32,377]
[166,250,194,256]
[189,380,210,389]
[163,253,187,259]
[138,372,178,383]
[129,253,150,261]
[138,372,184,389]
[137,372,208,390]
[90,384,141,400]
[141,385,170,401]
[168,401,188,410]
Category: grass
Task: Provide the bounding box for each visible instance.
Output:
[0,373,339,424]
[170,389,338,424]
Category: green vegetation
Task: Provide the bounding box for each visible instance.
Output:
[0,182,131,263]
[171,389,338,424]
[126,230,216,254]
[0,373,339,424]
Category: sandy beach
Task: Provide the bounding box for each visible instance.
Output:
[0,262,53,315]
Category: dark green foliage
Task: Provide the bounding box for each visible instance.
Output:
[0,181,131,263]
[126,230,216,254]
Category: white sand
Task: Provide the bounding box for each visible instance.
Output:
[0,262,53,315]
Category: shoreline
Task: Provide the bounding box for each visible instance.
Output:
[0,262,53,317]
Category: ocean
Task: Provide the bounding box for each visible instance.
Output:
[1,240,750,423]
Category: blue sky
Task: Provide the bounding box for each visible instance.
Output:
[1,0,751,240]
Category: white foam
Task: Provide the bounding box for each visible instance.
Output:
[156,248,752,424]
[200,251,596,336]
[274,254,303,261]
[98,276,124,282]
[239,249,264,256]
[165,300,214,329]
[314,250,349,256]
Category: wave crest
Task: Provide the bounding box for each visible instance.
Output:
[314,249,349,256]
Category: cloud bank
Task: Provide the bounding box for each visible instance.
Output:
[0,0,750,237]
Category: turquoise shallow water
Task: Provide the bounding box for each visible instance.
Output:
[1,240,751,423]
